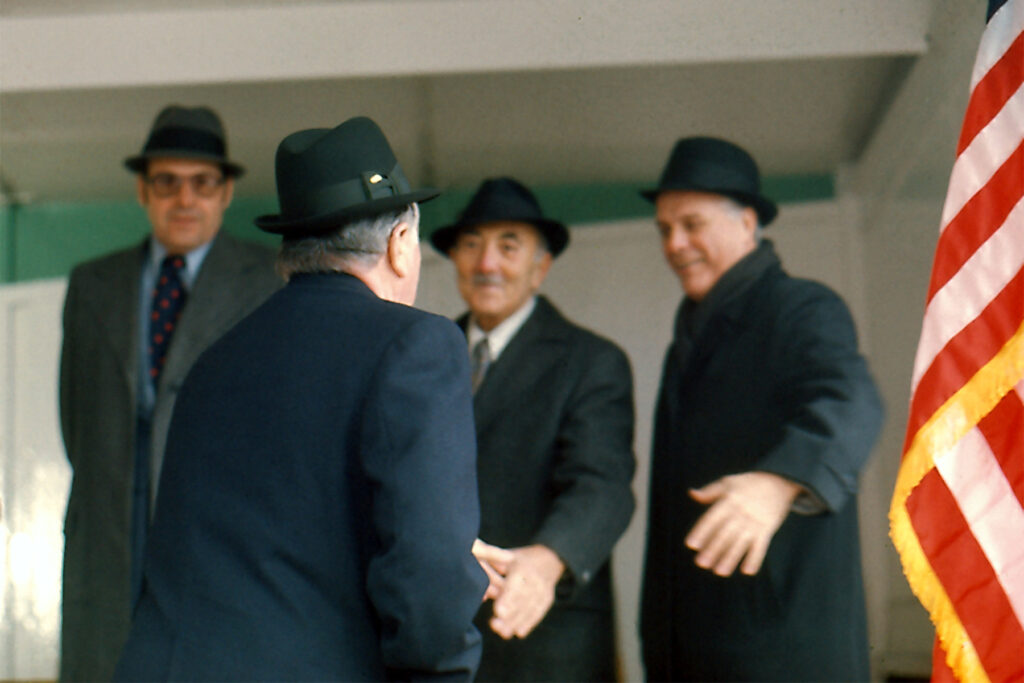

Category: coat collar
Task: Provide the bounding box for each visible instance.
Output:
[458,295,571,432]
[156,232,272,393]
[672,240,781,372]
[76,242,147,395]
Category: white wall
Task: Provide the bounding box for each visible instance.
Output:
[0,278,70,681]
[0,198,920,680]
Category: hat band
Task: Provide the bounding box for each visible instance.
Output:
[282,163,412,220]
[144,127,226,158]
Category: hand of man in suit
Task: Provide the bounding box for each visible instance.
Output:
[473,539,514,602]
[486,544,565,640]
[685,471,803,577]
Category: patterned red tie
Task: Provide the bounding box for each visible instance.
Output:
[148,255,187,388]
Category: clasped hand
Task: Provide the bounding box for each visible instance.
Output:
[472,540,564,639]
[684,471,802,577]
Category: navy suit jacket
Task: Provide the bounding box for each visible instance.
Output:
[114,273,487,681]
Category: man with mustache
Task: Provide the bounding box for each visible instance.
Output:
[638,136,883,681]
[57,105,280,682]
[432,177,636,682]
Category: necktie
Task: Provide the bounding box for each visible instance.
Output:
[471,337,491,393]
[148,255,187,388]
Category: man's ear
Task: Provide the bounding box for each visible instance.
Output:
[387,221,415,278]
[220,177,236,208]
[135,175,148,207]
[740,206,759,237]
[529,250,553,291]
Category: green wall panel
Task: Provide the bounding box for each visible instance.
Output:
[1,174,833,285]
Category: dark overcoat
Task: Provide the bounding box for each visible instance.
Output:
[463,296,636,682]
[58,232,280,682]
[113,273,487,681]
[640,244,883,682]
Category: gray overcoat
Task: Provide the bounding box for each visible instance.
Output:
[58,232,280,682]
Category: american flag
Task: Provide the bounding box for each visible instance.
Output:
[889,0,1024,681]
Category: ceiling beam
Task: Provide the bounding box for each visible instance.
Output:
[1,0,932,93]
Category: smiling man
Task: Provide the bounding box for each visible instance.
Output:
[638,136,883,682]
[58,105,281,682]
[431,177,636,682]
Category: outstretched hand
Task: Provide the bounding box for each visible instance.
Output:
[685,471,803,577]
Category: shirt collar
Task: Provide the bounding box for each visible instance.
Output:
[467,296,537,362]
[147,236,215,289]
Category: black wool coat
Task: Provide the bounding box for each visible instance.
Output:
[463,296,636,683]
[640,242,883,682]
[113,274,488,682]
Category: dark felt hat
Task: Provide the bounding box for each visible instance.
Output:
[641,136,777,226]
[124,105,244,177]
[430,177,569,257]
[255,116,438,237]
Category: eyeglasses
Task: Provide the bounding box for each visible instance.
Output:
[145,172,226,198]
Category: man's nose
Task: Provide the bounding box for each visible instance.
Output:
[476,242,500,272]
[173,180,198,206]
[665,225,689,251]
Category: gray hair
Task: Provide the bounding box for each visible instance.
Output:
[720,196,764,241]
[276,203,419,281]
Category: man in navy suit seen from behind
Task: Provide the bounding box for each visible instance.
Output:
[114,116,489,681]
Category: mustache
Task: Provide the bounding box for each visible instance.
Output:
[471,274,505,286]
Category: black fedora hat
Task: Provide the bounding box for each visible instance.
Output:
[124,105,244,178]
[430,177,569,257]
[641,136,777,226]
[255,116,439,237]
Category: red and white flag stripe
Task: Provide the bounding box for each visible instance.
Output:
[890,0,1024,681]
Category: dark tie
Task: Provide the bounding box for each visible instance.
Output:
[471,337,491,393]
[148,255,187,388]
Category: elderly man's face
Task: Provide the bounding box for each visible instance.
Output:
[137,157,234,254]
[449,221,552,332]
[655,190,758,302]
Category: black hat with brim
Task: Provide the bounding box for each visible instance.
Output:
[124,105,244,178]
[641,136,777,226]
[255,117,438,237]
[430,177,569,257]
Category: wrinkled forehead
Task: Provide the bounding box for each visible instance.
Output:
[655,190,749,226]
[140,157,226,177]
[458,220,544,242]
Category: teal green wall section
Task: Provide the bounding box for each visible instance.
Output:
[1,174,834,285]
[0,198,279,284]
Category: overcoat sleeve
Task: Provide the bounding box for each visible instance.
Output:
[756,282,883,513]
[360,314,487,681]
[532,338,636,593]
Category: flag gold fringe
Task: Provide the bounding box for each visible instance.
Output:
[890,319,1024,683]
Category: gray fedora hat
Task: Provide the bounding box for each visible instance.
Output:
[641,136,777,226]
[124,105,244,177]
[255,116,439,237]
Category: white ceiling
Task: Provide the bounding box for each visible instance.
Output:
[0,0,937,203]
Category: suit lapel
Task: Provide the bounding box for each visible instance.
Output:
[471,297,569,434]
[91,243,146,394]
[159,233,250,391]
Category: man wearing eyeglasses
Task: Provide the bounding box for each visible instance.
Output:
[57,104,281,683]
